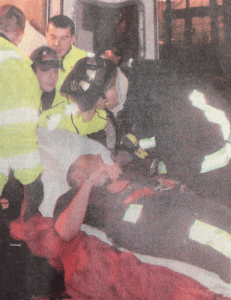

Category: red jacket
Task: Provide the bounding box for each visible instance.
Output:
[10,214,231,300]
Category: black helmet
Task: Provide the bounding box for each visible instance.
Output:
[60,56,116,111]
[30,46,60,71]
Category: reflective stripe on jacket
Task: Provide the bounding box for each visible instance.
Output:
[1,151,41,171]
[0,49,23,62]
[189,90,231,173]
[0,107,39,126]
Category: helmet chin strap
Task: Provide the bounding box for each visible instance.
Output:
[66,95,79,134]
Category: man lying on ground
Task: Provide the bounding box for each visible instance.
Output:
[10,154,231,299]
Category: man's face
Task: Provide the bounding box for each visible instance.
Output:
[46,23,75,59]
[35,68,58,92]
[104,87,119,109]
[102,50,121,65]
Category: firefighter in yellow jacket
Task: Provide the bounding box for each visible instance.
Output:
[0,5,44,219]
[30,45,108,138]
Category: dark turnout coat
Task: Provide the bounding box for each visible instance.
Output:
[118,60,231,204]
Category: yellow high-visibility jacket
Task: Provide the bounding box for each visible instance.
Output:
[0,37,43,194]
[38,89,108,135]
[57,45,87,92]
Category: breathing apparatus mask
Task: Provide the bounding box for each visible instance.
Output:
[60,56,117,112]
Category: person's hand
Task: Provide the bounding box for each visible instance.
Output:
[0,198,9,210]
[104,87,118,110]
[88,164,122,187]
[103,163,122,182]
[87,155,122,187]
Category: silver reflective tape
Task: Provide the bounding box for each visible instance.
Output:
[0,108,39,126]
[0,50,22,63]
[48,114,62,131]
[200,145,230,173]
[123,204,143,223]
[0,157,10,175]
[189,90,230,140]
[139,137,156,149]
[8,151,41,170]
[189,219,231,259]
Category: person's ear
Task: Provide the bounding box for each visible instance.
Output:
[8,30,24,46]
[17,31,24,44]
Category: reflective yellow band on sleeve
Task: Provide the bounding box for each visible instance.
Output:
[189,90,231,141]
[47,114,62,131]
[200,143,231,173]
[189,90,206,110]
[6,151,41,170]
[0,108,39,126]
[139,137,156,149]
[0,50,22,63]
[123,204,143,224]
[135,148,148,159]
[189,219,231,259]
[0,157,10,176]
[189,90,231,173]
[126,134,139,147]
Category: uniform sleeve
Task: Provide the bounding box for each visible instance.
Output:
[0,53,43,186]
[9,214,64,271]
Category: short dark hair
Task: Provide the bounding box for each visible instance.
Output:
[0,5,26,33]
[47,15,75,36]
[66,154,98,189]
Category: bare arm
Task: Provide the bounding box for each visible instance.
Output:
[54,178,95,241]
